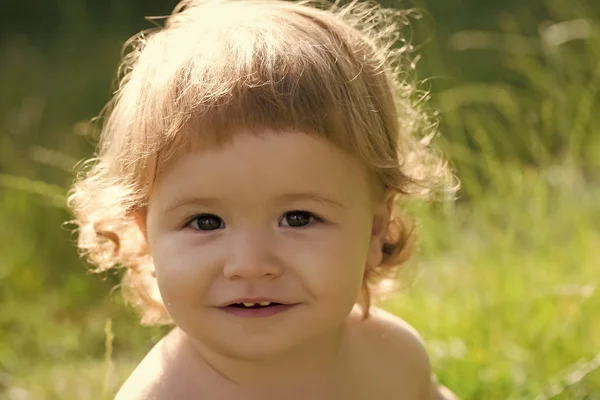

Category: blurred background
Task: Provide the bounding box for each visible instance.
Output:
[1,0,599,398]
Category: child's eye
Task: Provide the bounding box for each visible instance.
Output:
[280,211,322,228]
[186,214,225,231]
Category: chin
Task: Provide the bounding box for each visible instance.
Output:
[208,333,304,362]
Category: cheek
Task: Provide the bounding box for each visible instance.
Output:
[150,233,220,309]
[287,225,371,297]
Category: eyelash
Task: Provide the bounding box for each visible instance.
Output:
[280,210,324,228]
[185,213,224,231]
[183,211,324,231]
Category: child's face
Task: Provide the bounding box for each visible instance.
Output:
[141,130,389,359]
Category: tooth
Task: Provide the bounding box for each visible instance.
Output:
[243,302,255,307]
[259,301,271,306]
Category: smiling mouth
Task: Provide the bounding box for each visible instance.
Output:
[228,302,282,309]
[220,301,297,318]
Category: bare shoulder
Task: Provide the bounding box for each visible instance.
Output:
[349,306,458,400]
[114,328,202,400]
[114,343,165,399]
[351,306,431,374]
[114,331,173,400]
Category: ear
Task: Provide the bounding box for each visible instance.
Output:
[132,207,149,244]
[366,190,395,268]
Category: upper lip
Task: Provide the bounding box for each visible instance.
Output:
[218,298,294,307]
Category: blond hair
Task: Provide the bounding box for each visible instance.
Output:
[67,0,456,325]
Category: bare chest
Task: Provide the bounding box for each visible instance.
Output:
[161,379,416,400]
[162,356,420,400]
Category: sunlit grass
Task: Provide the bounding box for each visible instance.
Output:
[2,359,135,400]
[1,0,599,398]
[387,165,600,398]
[3,166,599,399]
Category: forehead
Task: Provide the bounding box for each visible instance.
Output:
[151,130,375,207]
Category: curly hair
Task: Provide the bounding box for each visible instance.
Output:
[67,0,457,325]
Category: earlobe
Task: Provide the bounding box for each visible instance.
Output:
[366,235,384,268]
[367,190,396,267]
[132,208,148,243]
[384,190,396,223]
[371,190,395,238]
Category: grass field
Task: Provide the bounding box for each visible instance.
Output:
[1,0,599,399]
[4,173,599,399]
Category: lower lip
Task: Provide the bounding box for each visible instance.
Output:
[220,304,297,318]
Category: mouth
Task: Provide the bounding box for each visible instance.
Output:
[227,301,283,309]
[219,300,298,318]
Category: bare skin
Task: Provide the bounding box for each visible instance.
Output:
[115,307,456,400]
[115,131,457,400]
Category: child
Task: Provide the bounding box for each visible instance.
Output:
[68,0,458,398]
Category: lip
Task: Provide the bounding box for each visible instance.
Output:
[217,297,293,307]
[219,303,298,318]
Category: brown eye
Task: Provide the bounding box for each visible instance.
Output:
[188,214,225,231]
[280,211,319,228]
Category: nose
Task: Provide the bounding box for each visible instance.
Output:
[223,232,283,280]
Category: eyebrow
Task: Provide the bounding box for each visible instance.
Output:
[161,196,222,214]
[276,192,345,210]
[161,192,345,213]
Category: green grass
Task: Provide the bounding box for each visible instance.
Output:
[1,0,599,398]
[389,167,600,398]
[3,171,599,399]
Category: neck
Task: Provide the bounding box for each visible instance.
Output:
[183,325,349,390]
